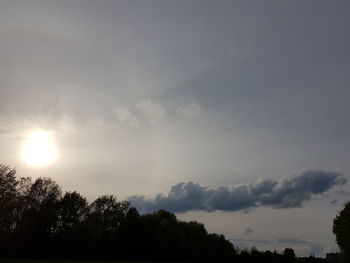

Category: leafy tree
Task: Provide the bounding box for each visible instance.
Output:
[0,165,17,203]
[16,178,62,257]
[57,191,88,233]
[333,202,350,261]
[191,233,235,263]
[1,164,321,262]
[26,177,62,208]
[84,195,130,258]
[283,248,296,263]
[54,191,89,258]
[117,207,141,260]
[25,178,61,235]
[86,195,130,240]
[0,165,18,232]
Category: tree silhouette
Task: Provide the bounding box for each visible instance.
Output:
[57,191,88,233]
[333,202,350,261]
[0,165,18,232]
[84,195,130,259]
[0,164,327,262]
[86,195,129,240]
[283,248,296,263]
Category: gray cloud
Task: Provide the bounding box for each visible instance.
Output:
[136,99,166,124]
[114,106,139,128]
[229,238,273,245]
[277,239,325,257]
[244,228,254,235]
[129,170,346,213]
[230,238,325,257]
[277,238,309,245]
[177,103,202,118]
[310,244,325,257]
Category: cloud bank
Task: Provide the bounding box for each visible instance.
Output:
[230,238,326,257]
[129,170,346,213]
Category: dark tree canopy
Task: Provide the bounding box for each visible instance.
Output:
[0,165,239,262]
[333,202,350,261]
[0,165,18,232]
[283,248,296,263]
[0,164,328,262]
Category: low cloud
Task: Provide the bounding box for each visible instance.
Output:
[244,228,254,235]
[310,244,325,256]
[330,199,337,205]
[129,170,347,213]
[276,239,325,257]
[230,237,326,257]
[230,238,273,244]
[277,238,309,245]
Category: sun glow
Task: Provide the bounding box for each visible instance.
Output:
[22,130,58,167]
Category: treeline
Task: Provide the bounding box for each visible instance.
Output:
[0,165,324,262]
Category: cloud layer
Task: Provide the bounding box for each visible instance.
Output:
[129,170,347,213]
[230,238,326,257]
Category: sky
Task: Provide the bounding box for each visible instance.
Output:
[1,0,350,257]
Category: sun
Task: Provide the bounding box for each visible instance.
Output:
[22,130,58,167]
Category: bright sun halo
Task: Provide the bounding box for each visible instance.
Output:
[22,130,58,167]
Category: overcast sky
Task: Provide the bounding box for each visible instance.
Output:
[1,0,350,257]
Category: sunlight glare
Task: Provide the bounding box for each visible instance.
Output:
[22,130,58,167]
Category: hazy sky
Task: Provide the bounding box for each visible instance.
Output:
[1,0,350,257]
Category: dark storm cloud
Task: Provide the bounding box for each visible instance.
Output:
[129,170,346,213]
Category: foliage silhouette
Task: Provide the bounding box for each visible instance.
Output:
[0,164,332,262]
[283,248,296,263]
[333,202,350,261]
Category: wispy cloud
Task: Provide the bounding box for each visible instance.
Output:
[178,103,202,117]
[136,99,166,124]
[229,238,273,244]
[0,112,78,137]
[129,170,347,213]
[277,238,309,245]
[115,105,139,127]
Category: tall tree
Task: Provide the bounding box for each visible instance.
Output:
[283,248,296,263]
[0,165,18,232]
[57,191,88,233]
[333,202,350,261]
[86,195,130,240]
